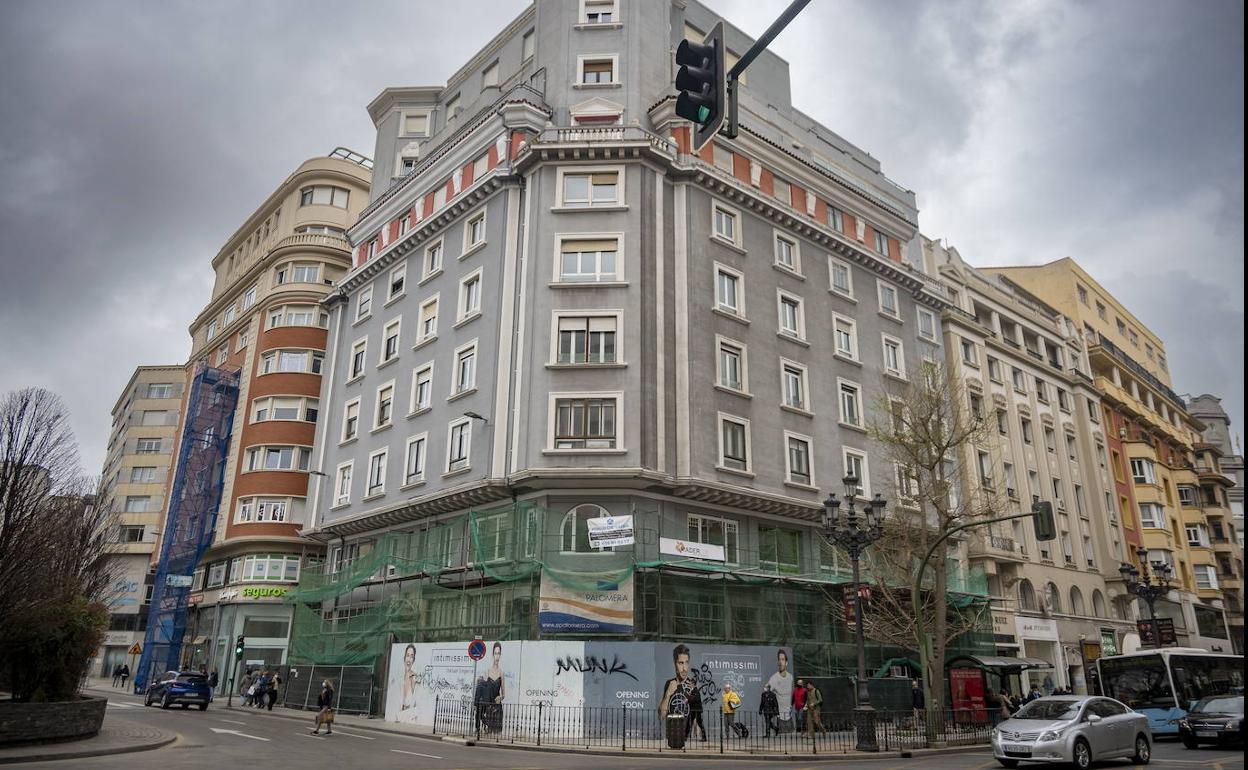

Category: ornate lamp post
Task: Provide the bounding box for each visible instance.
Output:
[823,475,886,752]
[1119,547,1173,648]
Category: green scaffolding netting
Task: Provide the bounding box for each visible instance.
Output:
[285,501,993,674]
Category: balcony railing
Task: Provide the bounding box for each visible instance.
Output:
[271,232,350,253]
[1094,333,1185,406]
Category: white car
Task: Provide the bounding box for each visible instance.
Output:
[992,696,1151,769]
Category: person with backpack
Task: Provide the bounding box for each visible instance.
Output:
[119,664,130,691]
[312,680,335,735]
[266,671,281,711]
[721,682,743,737]
[759,684,780,737]
[803,681,825,735]
[208,668,219,702]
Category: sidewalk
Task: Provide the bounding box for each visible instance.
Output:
[0,712,176,765]
[219,702,986,762]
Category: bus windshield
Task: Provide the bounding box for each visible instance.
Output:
[1169,655,1244,710]
[1098,655,1175,710]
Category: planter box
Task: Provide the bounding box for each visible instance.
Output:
[0,694,107,746]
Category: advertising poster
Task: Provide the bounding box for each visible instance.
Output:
[386,640,522,728]
[538,571,634,634]
[586,514,635,548]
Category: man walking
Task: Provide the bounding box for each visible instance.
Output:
[119,664,130,691]
[721,682,742,737]
[803,681,825,735]
[792,678,807,734]
[312,680,335,735]
[266,670,281,711]
[111,664,123,688]
[759,684,780,737]
[208,668,219,702]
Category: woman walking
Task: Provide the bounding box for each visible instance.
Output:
[312,680,336,735]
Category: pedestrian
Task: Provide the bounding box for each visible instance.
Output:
[803,681,825,735]
[119,664,129,691]
[312,679,335,735]
[112,664,123,688]
[241,669,254,706]
[253,671,270,708]
[1027,684,1042,703]
[208,668,219,702]
[998,688,1015,719]
[911,678,925,725]
[792,678,807,734]
[759,684,780,737]
[721,682,742,736]
[266,671,281,711]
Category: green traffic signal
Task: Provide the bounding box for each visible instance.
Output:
[697,105,710,123]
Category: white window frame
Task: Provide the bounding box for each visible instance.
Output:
[550,310,623,365]
[446,418,472,473]
[715,335,749,394]
[579,0,618,24]
[784,430,815,487]
[1138,502,1163,529]
[333,461,353,507]
[387,262,407,302]
[410,362,434,414]
[366,448,388,498]
[838,378,863,428]
[827,205,845,233]
[832,313,858,360]
[1194,564,1218,590]
[842,448,870,497]
[576,54,619,85]
[380,319,401,364]
[877,279,901,319]
[451,340,478,396]
[557,165,623,208]
[463,208,487,253]
[687,512,740,565]
[374,380,396,429]
[457,267,483,323]
[242,284,257,310]
[400,109,431,138]
[422,238,444,282]
[917,307,937,341]
[776,290,806,341]
[773,229,801,274]
[546,391,624,452]
[779,358,809,412]
[882,333,906,378]
[1130,458,1157,485]
[416,294,440,344]
[710,200,742,248]
[713,261,745,318]
[403,432,428,487]
[356,285,373,322]
[828,256,854,299]
[553,232,624,283]
[716,412,752,475]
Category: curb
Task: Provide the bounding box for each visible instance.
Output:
[0,733,177,765]
[220,705,988,762]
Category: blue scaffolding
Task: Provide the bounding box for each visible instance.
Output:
[135,365,239,693]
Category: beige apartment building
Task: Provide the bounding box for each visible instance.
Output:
[927,241,1134,694]
[155,149,372,676]
[988,258,1235,650]
[94,364,184,676]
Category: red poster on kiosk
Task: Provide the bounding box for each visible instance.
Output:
[948,667,988,722]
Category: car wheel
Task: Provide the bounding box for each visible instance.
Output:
[1132,734,1151,764]
[1072,738,1092,770]
[1182,737,1199,750]
[161,693,172,710]
[144,692,152,707]
[199,703,208,711]
[996,760,1019,769]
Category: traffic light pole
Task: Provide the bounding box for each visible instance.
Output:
[722,0,812,139]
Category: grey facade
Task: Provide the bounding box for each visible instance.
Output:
[302,0,960,660]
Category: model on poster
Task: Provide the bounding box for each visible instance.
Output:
[659,644,706,742]
[765,648,795,730]
[475,641,507,733]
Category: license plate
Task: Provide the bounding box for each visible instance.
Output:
[1195,730,1218,738]
[1003,744,1032,755]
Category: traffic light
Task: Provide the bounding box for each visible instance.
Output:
[234,635,245,658]
[675,21,727,152]
[1031,500,1056,542]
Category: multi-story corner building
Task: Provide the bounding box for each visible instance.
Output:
[299,0,966,682]
[926,241,1133,693]
[988,258,1233,650]
[94,365,184,675]
[1186,394,1245,652]
[156,149,372,675]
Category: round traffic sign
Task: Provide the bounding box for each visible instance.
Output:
[467,639,487,661]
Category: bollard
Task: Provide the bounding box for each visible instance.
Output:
[432,694,439,735]
[537,701,543,746]
[621,705,627,751]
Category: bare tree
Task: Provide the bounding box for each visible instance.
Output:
[856,361,1003,717]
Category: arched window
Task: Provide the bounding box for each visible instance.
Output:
[1092,590,1107,618]
[1018,579,1037,611]
[1045,582,1062,613]
[559,504,612,553]
[1112,594,1131,620]
[1069,586,1086,616]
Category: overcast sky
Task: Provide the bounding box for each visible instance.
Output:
[1,0,1242,475]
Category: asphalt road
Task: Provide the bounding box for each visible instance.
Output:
[18,690,1245,770]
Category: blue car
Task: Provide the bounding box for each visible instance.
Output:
[144,670,211,710]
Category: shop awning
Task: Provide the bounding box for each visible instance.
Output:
[947,654,1053,671]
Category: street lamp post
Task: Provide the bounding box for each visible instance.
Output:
[823,475,886,752]
[1119,547,1173,649]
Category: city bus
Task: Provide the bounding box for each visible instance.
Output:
[1096,648,1244,735]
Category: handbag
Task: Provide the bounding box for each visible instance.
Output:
[321,707,336,724]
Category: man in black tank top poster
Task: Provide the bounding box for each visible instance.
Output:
[658,644,706,744]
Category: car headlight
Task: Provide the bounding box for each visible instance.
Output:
[1225,719,1240,730]
[1178,719,1190,729]
[1039,727,1068,742]
[991,727,999,738]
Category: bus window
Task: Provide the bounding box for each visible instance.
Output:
[1170,655,1244,709]
[1098,656,1174,710]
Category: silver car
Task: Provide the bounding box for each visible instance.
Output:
[992,696,1152,769]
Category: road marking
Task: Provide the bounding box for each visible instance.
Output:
[325,728,375,740]
[299,732,326,740]
[218,719,247,725]
[209,727,271,741]
[391,749,444,759]
[106,702,138,708]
